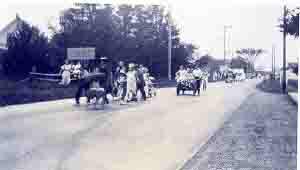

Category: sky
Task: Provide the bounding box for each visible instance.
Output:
[0,0,299,69]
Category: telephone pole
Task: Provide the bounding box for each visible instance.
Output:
[282,5,287,93]
[167,5,172,80]
[272,45,274,75]
[224,25,232,65]
[274,45,276,73]
[272,44,276,79]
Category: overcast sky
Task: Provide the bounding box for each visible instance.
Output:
[0,0,299,69]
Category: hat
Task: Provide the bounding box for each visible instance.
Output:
[128,63,135,68]
[99,57,109,61]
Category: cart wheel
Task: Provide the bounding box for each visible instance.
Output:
[95,97,105,110]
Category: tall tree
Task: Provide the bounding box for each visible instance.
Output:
[279,7,299,38]
[230,56,248,72]
[51,4,194,78]
[236,48,265,72]
[3,21,50,76]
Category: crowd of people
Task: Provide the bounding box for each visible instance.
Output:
[58,58,215,107]
[69,59,156,107]
[112,61,155,105]
[59,60,82,86]
[212,70,227,81]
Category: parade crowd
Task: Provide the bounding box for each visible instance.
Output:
[59,59,156,106]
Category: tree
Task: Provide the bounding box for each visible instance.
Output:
[236,48,265,72]
[51,4,194,78]
[279,7,299,38]
[3,21,50,76]
[230,56,248,72]
[197,54,214,67]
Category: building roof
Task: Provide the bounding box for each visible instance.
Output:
[0,14,23,50]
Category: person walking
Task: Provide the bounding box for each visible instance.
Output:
[126,63,138,102]
[113,61,126,98]
[136,65,147,101]
[202,70,209,91]
[75,65,90,105]
[98,58,110,104]
[192,66,203,95]
[117,67,127,105]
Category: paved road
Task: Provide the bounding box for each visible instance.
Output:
[0,80,259,170]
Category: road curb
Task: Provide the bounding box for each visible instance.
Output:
[287,92,298,106]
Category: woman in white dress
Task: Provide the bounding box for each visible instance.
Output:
[59,60,72,86]
[72,61,82,79]
[126,63,138,102]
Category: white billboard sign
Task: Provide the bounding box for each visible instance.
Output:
[67,48,95,60]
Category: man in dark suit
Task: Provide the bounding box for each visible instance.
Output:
[98,57,111,104]
[75,65,90,105]
[136,65,147,101]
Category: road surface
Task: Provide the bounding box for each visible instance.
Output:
[0,79,259,170]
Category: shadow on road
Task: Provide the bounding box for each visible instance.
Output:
[255,79,282,94]
[288,79,298,93]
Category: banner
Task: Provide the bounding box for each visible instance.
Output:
[67,48,95,60]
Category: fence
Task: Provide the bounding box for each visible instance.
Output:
[29,72,62,82]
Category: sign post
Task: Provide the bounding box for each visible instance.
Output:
[67,48,95,60]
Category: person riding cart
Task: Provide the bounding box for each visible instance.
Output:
[176,66,199,96]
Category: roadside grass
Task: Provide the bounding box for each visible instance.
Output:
[0,76,176,106]
[0,78,78,106]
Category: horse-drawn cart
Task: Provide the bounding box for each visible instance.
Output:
[84,72,107,109]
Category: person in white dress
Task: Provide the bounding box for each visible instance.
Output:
[72,61,82,79]
[126,63,138,102]
[143,68,154,97]
[59,60,72,86]
[202,70,209,91]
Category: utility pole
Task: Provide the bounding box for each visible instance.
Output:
[272,44,276,79]
[282,5,287,93]
[224,26,226,64]
[272,45,274,75]
[224,25,232,66]
[167,6,172,80]
[274,45,276,73]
